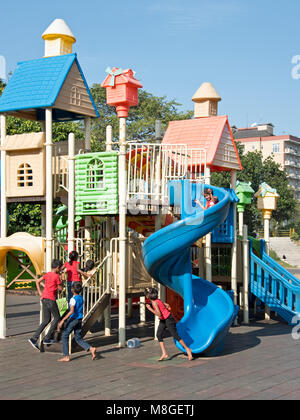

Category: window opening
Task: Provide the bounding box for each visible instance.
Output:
[87,158,105,190]
[17,163,33,187]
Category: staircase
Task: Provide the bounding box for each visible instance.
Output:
[249,239,300,325]
[269,237,300,267]
[43,240,115,354]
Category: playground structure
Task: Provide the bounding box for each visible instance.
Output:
[1,19,300,354]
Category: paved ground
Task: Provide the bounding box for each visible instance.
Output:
[1,293,300,400]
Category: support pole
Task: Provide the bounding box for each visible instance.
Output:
[45,108,53,272]
[0,113,7,339]
[104,138,113,335]
[85,117,91,151]
[238,211,244,237]
[264,216,270,256]
[0,114,7,238]
[231,170,238,324]
[106,125,113,152]
[263,211,271,320]
[139,296,146,325]
[204,166,212,282]
[84,117,92,262]
[68,133,75,254]
[41,205,46,237]
[118,117,127,347]
[154,213,163,339]
[242,225,249,324]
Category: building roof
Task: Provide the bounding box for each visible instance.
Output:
[235,181,254,194]
[42,18,76,42]
[0,53,99,121]
[162,116,242,172]
[234,128,272,139]
[192,82,221,103]
[101,67,143,88]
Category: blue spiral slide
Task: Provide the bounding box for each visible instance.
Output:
[143,180,236,357]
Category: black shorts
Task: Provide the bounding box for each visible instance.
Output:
[157,314,181,342]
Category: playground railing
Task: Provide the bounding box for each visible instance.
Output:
[249,240,300,322]
[126,143,207,212]
[186,148,207,182]
[257,229,293,238]
[82,237,119,319]
[260,241,300,288]
[53,154,69,195]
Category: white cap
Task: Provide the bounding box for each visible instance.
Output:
[192,82,221,103]
[42,19,76,43]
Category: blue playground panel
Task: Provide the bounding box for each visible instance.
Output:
[212,188,239,244]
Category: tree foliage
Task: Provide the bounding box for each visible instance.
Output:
[90,85,193,151]
[211,144,298,235]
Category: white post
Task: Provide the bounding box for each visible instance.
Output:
[68,133,75,254]
[45,109,53,272]
[85,117,91,150]
[263,213,271,320]
[205,166,212,282]
[139,295,146,325]
[0,113,7,339]
[106,125,113,152]
[242,225,249,324]
[104,151,113,336]
[154,213,163,339]
[231,170,238,324]
[118,117,127,347]
[238,211,244,237]
[0,114,7,238]
[41,205,46,237]
[264,217,270,256]
[84,118,92,261]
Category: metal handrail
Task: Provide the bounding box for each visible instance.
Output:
[249,241,300,317]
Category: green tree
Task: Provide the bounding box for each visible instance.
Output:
[90,85,193,151]
[211,145,298,235]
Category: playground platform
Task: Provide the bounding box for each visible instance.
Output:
[1,293,300,400]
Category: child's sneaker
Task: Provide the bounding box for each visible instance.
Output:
[43,339,57,345]
[28,338,39,351]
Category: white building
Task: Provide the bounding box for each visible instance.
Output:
[232,124,300,201]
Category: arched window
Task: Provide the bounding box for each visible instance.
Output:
[87,158,105,190]
[70,86,81,106]
[17,163,33,187]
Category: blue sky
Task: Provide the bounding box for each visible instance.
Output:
[1,0,300,136]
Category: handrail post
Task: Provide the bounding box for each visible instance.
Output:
[68,133,75,254]
[242,225,249,324]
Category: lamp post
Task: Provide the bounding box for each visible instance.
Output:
[255,182,279,320]
[235,181,254,236]
[255,183,279,255]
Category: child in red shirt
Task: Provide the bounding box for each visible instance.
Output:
[194,188,219,210]
[144,287,193,361]
[28,259,63,350]
[64,251,91,302]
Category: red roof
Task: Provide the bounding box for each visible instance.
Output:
[101,68,143,88]
[162,116,242,172]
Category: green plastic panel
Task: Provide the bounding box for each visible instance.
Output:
[75,151,118,215]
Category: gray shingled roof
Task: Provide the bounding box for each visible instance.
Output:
[233,129,273,139]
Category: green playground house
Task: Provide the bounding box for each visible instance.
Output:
[75,151,118,216]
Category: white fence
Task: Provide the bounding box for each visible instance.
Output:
[126,143,206,212]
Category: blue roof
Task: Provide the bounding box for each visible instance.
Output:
[0,53,99,120]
